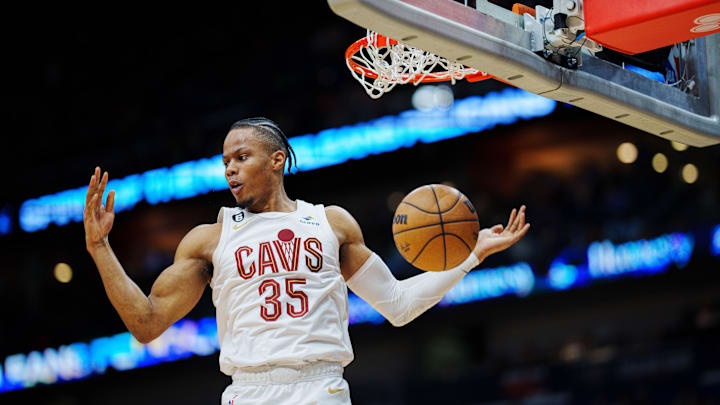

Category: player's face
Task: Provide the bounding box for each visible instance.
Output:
[222,129,278,209]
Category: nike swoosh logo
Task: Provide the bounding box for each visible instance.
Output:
[232,218,255,230]
[328,387,345,394]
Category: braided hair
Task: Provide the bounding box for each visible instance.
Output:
[230,117,297,173]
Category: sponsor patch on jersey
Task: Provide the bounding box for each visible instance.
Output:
[300,216,320,226]
[232,212,245,222]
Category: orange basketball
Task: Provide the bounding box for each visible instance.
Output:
[392,184,479,271]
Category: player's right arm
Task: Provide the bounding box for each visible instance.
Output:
[84,167,215,343]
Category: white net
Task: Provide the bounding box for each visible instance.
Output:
[346,30,484,99]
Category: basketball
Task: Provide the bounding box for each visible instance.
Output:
[392,184,479,271]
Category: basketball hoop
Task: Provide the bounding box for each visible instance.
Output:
[345,30,494,99]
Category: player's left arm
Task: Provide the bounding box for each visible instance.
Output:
[326,205,529,327]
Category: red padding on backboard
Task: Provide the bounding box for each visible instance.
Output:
[584,0,720,54]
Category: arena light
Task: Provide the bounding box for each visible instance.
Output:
[681,163,699,184]
[616,142,638,164]
[411,84,454,111]
[587,232,694,278]
[547,260,580,290]
[53,263,73,284]
[671,141,689,151]
[18,88,556,233]
[0,207,11,235]
[0,225,711,394]
[651,153,668,173]
[0,318,219,393]
[439,262,535,305]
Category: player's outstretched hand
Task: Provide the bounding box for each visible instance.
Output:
[472,205,530,261]
[84,167,116,250]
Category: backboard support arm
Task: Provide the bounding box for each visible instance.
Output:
[329,0,720,147]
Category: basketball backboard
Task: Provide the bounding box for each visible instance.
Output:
[328,0,720,147]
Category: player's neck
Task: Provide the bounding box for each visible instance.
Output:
[248,186,296,214]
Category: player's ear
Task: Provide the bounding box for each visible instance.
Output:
[270,150,287,172]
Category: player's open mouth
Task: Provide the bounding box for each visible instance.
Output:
[229,181,243,193]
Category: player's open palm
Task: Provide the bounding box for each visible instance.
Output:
[473,205,530,260]
[84,167,116,247]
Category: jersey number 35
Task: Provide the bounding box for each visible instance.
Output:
[258,278,308,321]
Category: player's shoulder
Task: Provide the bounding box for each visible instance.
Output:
[176,222,223,261]
[324,205,356,226]
[324,205,363,244]
[186,222,223,238]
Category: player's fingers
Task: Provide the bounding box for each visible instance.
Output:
[83,192,92,217]
[97,171,109,202]
[85,174,96,206]
[90,193,98,215]
[106,190,115,213]
[491,224,503,233]
[506,208,517,230]
[86,167,100,198]
[91,166,101,187]
[86,192,98,219]
[514,211,525,233]
[514,223,530,241]
[93,167,100,191]
[93,189,104,212]
[513,205,526,232]
[508,208,519,232]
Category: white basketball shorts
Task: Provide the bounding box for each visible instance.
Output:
[220,362,351,405]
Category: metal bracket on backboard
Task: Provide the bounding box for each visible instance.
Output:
[328,0,720,147]
[529,2,603,67]
[524,13,544,52]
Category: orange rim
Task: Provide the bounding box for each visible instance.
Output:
[345,33,495,84]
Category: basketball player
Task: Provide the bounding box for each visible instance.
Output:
[83,117,530,405]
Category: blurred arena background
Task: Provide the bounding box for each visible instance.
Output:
[2,2,720,404]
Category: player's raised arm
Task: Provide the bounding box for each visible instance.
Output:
[84,167,216,343]
[329,204,529,327]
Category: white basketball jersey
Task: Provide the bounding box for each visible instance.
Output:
[210,200,354,375]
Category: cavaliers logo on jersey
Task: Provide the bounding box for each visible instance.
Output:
[234,229,323,280]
